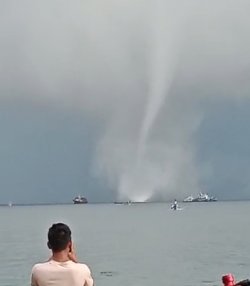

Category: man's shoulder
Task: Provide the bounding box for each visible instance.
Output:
[32,261,91,275]
[31,262,49,273]
[74,262,91,273]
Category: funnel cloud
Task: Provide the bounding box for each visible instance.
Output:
[0,0,250,203]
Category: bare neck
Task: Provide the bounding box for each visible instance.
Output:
[51,251,69,262]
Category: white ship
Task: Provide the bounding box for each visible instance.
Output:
[183,192,217,202]
[183,195,194,202]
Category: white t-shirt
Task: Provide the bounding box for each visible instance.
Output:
[31,260,93,286]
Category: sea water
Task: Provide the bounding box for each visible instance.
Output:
[0,201,249,286]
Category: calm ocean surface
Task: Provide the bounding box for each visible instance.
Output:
[0,201,249,286]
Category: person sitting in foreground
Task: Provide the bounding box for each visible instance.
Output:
[31,223,93,286]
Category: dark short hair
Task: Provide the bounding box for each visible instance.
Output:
[47,223,72,252]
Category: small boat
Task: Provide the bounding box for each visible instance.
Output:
[114,201,131,205]
[73,195,88,204]
[170,200,181,210]
[183,195,194,202]
[8,201,12,207]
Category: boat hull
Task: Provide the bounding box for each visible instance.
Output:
[114,201,131,205]
[73,201,88,204]
[193,199,217,202]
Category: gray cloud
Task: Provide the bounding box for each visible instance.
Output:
[0,0,250,203]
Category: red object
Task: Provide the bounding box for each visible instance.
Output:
[222,274,235,286]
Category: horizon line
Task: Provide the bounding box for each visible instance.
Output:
[0,199,250,207]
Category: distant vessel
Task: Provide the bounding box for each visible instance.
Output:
[8,201,12,207]
[183,195,194,202]
[183,192,217,202]
[114,201,131,205]
[73,195,88,204]
[171,199,181,210]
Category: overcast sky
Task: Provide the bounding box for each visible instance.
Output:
[0,0,250,204]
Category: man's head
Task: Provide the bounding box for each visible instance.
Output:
[47,223,72,253]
